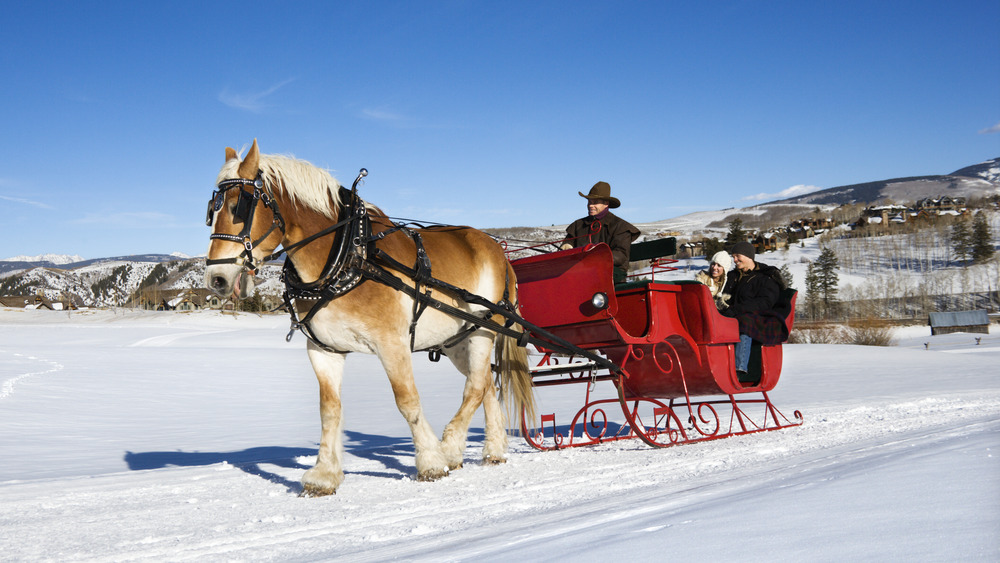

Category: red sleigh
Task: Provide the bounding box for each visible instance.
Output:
[510,241,802,449]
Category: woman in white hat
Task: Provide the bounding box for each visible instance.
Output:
[695,250,733,310]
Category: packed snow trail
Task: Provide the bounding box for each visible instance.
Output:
[1,398,996,561]
[0,310,997,561]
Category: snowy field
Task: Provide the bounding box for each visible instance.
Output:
[1,308,998,562]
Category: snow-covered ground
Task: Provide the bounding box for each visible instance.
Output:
[1,308,997,561]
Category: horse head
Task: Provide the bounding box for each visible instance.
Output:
[204,139,285,300]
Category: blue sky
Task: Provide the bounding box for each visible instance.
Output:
[2,1,998,259]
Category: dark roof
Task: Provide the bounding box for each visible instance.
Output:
[0,296,33,307]
[928,310,990,328]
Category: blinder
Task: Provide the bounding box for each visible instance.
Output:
[233,189,254,224]
[205,190,225,226]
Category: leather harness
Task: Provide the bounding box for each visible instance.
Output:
[206,169,620,373]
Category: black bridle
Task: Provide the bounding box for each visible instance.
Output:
[205,171,285,274]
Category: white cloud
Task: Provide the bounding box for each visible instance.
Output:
[978,121,1000,134]
[0,194,53,209]
[218,78,296,113]
[741,184,825,202]
[361,107,406,121]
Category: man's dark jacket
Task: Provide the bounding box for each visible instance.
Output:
[565,211,640,270]
[720,262,790,345]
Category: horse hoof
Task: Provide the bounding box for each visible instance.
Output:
[483,456,506,465]
[417,468,449,482]
[299,484,336,498]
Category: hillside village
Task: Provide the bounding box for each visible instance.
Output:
[677,196,1000,258]
[673,195,986,259]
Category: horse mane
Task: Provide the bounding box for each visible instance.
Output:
[216,152,344,219]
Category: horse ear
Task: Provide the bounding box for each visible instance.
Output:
[238,139,259,179]
[225,147,238,162]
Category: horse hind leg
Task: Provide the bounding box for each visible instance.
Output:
[487,330,534,463]
[380,346,451,481]
[301,345,347,497]
[441,333,504,468]
[480,366,508,465]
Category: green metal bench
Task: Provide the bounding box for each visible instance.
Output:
[629,237,677,262]
[617,237,678,285]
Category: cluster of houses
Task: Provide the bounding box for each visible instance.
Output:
[853,196,968,230]
[133,288,284,311]
[136,288,287,312]
[0,295,80,311]
[680,196,971,258]
[133,288,226,311]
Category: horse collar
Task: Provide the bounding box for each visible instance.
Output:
[281,188,372,348]
[282,188,370,295]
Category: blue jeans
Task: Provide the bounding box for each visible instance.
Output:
[734,334,752,372]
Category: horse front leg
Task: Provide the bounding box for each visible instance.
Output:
[301,345,347,497]
[380,346,450,481]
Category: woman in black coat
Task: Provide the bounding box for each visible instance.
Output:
[720,242,790,376]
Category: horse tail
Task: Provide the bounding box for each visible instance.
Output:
[495,327,536,432]
[495,259,536,432]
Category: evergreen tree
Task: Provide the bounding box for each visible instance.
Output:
[724,218,747,246]
[239,291,266,313]
[815,247,839,317]
[950,216,972,264]
[702,237,725,257]
[971,211,995,264]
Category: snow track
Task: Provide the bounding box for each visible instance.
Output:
[0,350,62,400]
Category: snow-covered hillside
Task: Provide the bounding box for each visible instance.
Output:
[2,202,997,313]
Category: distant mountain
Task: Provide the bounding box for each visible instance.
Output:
[0,254,185,276]
[3,254,84,265]
[769,157,1000,207]
[951,158,1000,183]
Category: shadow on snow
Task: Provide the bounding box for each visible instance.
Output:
[123,428,492,493]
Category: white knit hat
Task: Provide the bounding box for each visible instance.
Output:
[710,251,733,271]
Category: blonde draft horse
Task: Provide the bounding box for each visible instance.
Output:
[204,140,535,496]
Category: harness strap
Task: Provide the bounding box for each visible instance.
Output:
[354,257,621,373]
[215,169,621,372]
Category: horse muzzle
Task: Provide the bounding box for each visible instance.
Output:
[205,263,256,300]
